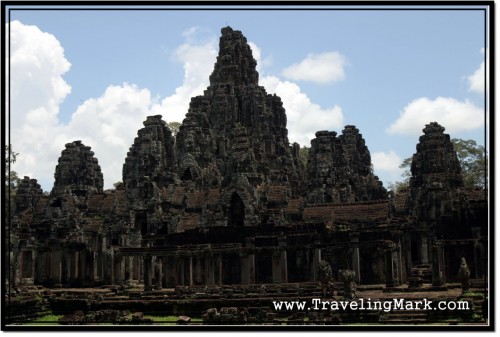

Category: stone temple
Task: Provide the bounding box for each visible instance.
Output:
[8,27,487,302]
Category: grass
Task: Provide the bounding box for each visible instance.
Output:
[461,291,485,299]
[24,314,64,325]
[21,314,204,326]
[143,315,203,325]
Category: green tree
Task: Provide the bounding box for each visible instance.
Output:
[451,138,487,188]
[167,121,181,137]
[5,145,20,218]
[298,145,309,169]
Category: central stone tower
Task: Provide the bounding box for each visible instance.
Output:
[124,27,301,232]
[176,26,299,189]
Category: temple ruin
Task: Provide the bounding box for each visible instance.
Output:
[6,27,488,324]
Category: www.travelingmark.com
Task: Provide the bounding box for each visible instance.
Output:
[273,298,471,312]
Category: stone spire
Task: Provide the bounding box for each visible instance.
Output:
[176,26,298,191]
[15,176,43,213]
[410,122,463,179]
[305,127,387,204]
[209,26,259,88]
[52,140,103,196]
[406,122,466,225]
[339,125,387,201]
[123,115,176,210]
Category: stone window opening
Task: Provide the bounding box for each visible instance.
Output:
[136,211,148,235]
[265,140,274,155]
[50,199,62,208]
[181,168,194,181]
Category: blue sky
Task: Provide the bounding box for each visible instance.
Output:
[6,6,488,191]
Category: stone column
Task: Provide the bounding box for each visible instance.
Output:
[56,249,62,284]
[385,244,395,288]
[312,240,321,282]
[18,251,24,283]
[217,255,223,286]
[431,244,445,286]
[91,251,98,283]
[179,257,185,285]
[471,227,484,278]
[31,250,36,283]
[125,256,133,285]
[139,256,143,285]
[61,252,69,284]
[189,256,194,286]
[391,231,403,285]
[162,258,168,288]
[144,256,153,291]
[100,236,106,282]
[272,250,282,284]
[279,237,288,283]
[73,251,79,280]
[240,254,250,284]
[132,256,140,283]
[420,235,429,264]
[349,232,361,284]
[241,238,255,284]
[96,251,103,282]
[50,250,62,284]
[156,258,163,290]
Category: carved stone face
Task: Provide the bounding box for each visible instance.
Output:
[318,162,330,178]
[186,134,195,151]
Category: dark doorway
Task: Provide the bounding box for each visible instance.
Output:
[287,250,307,282]
[256,254,273,284]
[21,251,33,278]
[228,193,245,226]
[411,240,419,264]
[181,168,193,181]
[222,254,241,284]
[136,211,148,235]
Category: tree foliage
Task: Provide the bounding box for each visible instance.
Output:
[298,145,309,169]
[5,145,20,218]
[167,121,181,137]
[451,138,487,189]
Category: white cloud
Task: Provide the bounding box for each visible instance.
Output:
[387,97,484,135]
[261,76,344,147]
[282,51,347,84]
[248,41,272,74]
[9,21,156,190]
[468,48,486,94]
[468,61,484,93]
[8,20,72,190]
[249,43,343,147]
[371,150,404,181]
[9,20,71,131]
[151,29,217,123]
[66,84,154,186]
